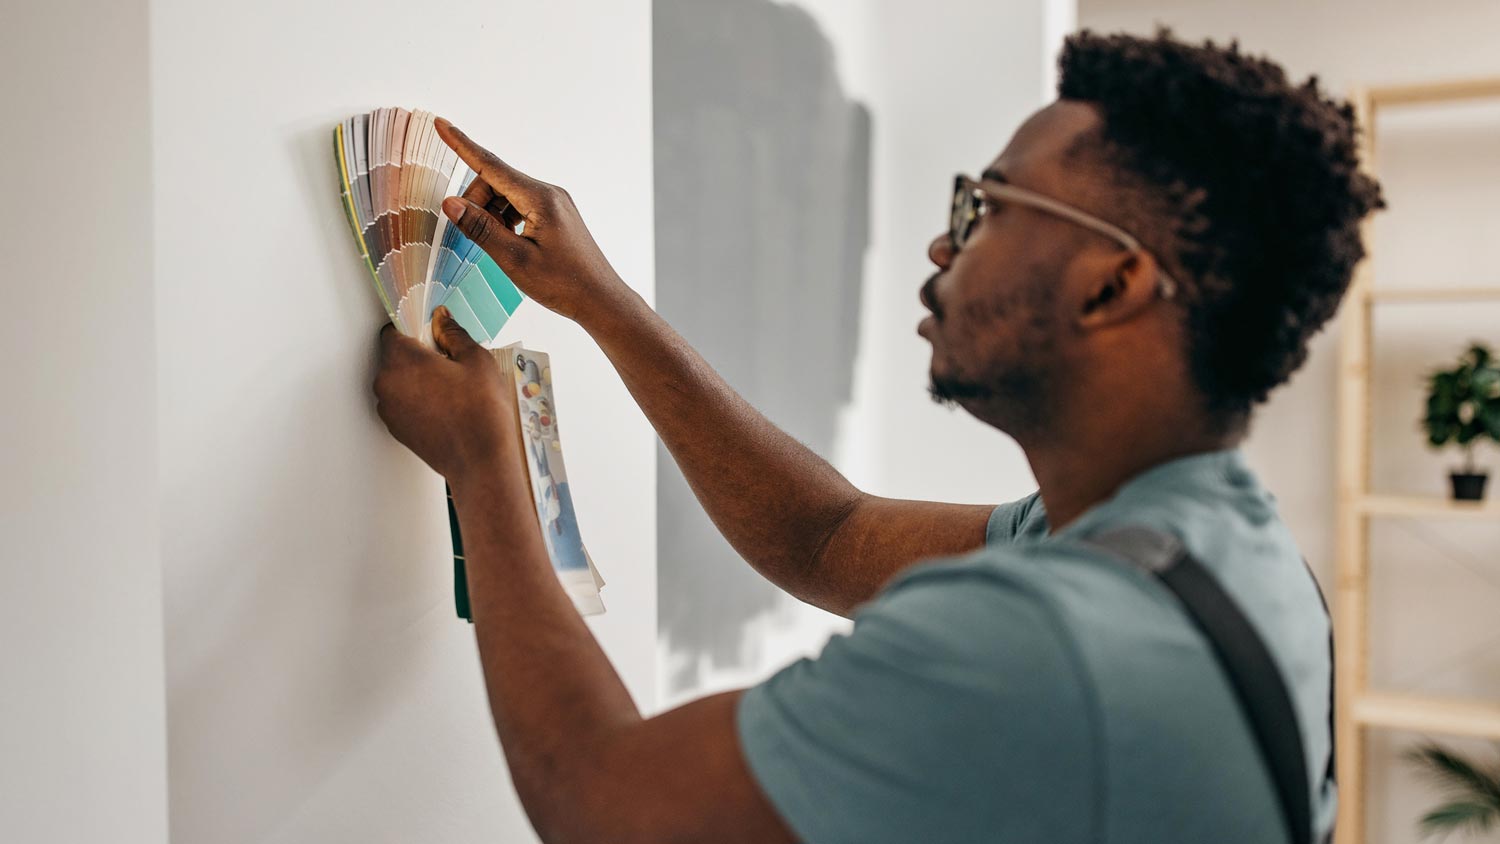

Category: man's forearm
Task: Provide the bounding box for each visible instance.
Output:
[577,285,863,606]
[450,462,641,840]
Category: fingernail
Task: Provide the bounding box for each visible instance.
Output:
[442,197,465,222]
[435,306,450,320]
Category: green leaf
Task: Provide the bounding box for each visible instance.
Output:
[1472,367,1500,396]
[1483,404,1500,441]
[1425,417,1457,445]
[1470,343,1493,368]
[1419,801,1498,836]
[1430,374,1459,412]
[1407,743,1500,806]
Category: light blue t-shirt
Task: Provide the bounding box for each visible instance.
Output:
[737,449,1334,843]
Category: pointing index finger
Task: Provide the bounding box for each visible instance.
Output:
[434,117,537,214]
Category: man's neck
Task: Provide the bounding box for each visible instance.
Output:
[1022,430,1239,534]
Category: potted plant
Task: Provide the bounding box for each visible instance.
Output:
[1407,742,1500,839]
[1423,342,1500,501]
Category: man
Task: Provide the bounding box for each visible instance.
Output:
[373,29,1383,844]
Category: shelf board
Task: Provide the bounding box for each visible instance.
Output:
[1354,692,1500,738]
[1367,286,1500,304]
[1369,77,1500,108]
[1358,494,1500,520]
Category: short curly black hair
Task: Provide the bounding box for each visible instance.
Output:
[1058,29,1385,427]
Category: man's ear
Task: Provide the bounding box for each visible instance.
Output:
[1077,251,1161,327]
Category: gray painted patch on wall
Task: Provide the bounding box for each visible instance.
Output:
[653,0,871,692]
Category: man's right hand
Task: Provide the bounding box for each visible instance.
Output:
[434,116,629,324]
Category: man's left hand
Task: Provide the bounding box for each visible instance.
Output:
[373,307,518,484]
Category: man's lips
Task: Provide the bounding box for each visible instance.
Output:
[919,272,943,321]
[918,315,936,339]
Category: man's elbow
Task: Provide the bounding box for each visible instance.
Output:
[511,743,671,844]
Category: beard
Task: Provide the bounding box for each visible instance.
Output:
[928,363,1052,433]
[928,369,1040,405]
[926,274,1059,437]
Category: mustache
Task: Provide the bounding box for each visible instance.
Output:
[921,272,943,320]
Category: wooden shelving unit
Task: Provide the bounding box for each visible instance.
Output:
[1368,286,1500,304]
[1357,494,1500,520]
[1352,692,1500,739]
[1334,77,1500,844]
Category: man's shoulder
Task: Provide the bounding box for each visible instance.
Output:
[888,532,1167,620]
[879,524,1306,706]
[866,537,1186,679]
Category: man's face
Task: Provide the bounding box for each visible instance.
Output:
[918,101,1111,435]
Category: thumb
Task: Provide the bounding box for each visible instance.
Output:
[431,306,482,362]
[442,196,534,272]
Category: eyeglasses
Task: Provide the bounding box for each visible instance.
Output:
[950,174,1177,300]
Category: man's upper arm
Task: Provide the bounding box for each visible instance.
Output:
[805,493,1039,617]
[803,496,994,615]
[560,691,797,844]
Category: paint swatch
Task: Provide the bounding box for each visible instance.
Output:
[504,343,606,617]
[442,345,608,622]
[333,107,524,346]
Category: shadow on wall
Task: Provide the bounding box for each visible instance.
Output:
[654,0,871,693]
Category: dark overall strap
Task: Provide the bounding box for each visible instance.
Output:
[1084,526,1331,844]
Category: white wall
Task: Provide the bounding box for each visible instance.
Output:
[1074,3,1500,841]
[661,0,1075,706]
[830,0,1070,507]
[151,2,656,841]
[0,1,169,842]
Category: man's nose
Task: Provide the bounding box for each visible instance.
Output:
[928,233,953,269]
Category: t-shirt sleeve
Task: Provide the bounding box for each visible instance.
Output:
[735,561,1097,844]
[985,491,1041,546]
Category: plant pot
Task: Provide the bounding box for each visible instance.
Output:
[1450,472,1489,501]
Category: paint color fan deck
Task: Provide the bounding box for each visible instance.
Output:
[334,107,523,347]
[333,107,607,623]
